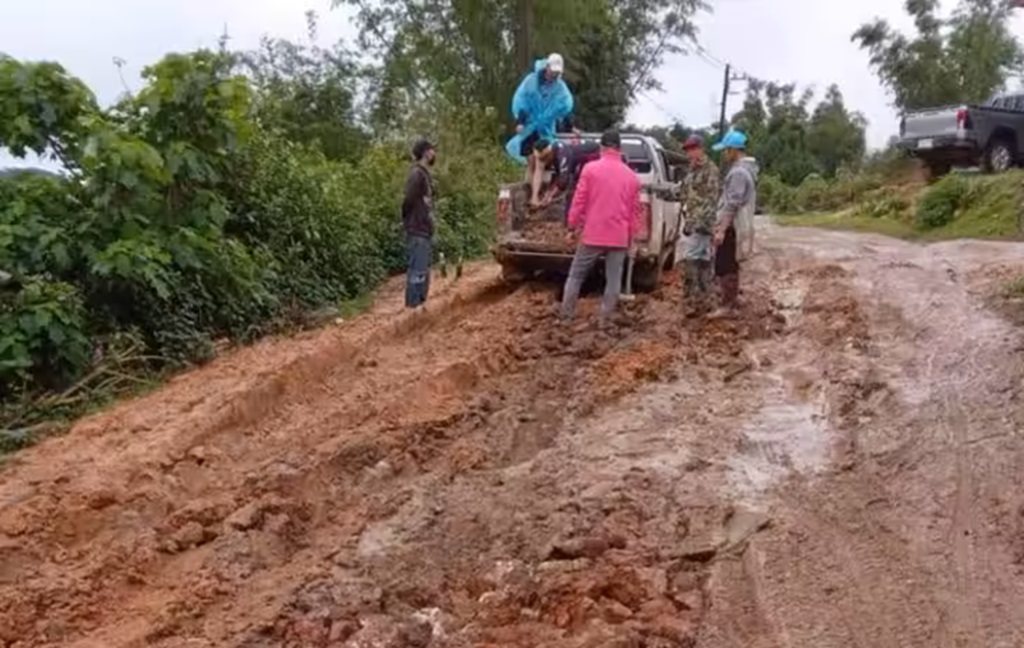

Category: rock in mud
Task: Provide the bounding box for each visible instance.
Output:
[602,598,635,623]
[547,534,627,561]
[225,502,262,531]
[171,521,206,550]
[343,614,433,648]
[644,614,696,643]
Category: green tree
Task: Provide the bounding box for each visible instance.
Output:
[852,0,1023,111]
[729,80,866,184]
[334,0,708,132]
[806,85,867,177]
[236,12,369,162]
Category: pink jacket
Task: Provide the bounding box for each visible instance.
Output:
[567,150,642,249]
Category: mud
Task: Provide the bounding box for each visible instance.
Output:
[3,219,1024,647]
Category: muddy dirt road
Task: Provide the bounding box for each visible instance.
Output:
[2,220,1024,647]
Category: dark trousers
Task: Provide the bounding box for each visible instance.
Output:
[714,225,740,310]
[714,225,739,277]
[405,234,432,308]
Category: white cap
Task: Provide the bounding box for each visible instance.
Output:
[546,53,564,74]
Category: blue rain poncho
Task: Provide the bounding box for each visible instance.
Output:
[504,59,574,164]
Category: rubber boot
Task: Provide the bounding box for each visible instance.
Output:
[682,262,706,318]
[710,273,740,319]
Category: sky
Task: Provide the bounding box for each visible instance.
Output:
[3,0,1024,168]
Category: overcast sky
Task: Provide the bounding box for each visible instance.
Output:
[4,0,1024,168]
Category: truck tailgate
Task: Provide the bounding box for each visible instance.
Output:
[903,106,964,142]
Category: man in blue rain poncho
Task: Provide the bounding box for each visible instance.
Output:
[505,53,575,203]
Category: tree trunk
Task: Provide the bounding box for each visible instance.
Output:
[516,0,533,76]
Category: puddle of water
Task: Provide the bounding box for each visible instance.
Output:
[726,397,830,504]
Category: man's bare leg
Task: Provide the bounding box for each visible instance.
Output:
[529,155,544,208]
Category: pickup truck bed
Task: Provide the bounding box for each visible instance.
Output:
[492,133,683,292]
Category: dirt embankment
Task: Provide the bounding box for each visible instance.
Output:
[4,221,1024,647]
[0,257,783,647]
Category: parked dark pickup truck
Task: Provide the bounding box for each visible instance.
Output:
[898,93,1024,176]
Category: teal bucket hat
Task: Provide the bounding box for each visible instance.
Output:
[712,129,747,151]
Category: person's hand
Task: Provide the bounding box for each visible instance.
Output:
[682,220,694,237]
[713,225,726,248]
[515,124,524,133]
[564,229,577,246]
[628,242,638,259]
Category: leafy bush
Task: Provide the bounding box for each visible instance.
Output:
[757,174,798,214]
[795,173,832,212]
[915,174,969,229]
[0,49,513,435]
[856,187,909,220]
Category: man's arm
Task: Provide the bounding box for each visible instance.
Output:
[716,169,751,230]
[701,167,722,232]
[629,177,642,244]
[401,168,425,215]
[511,73,534,125]
[567,164,593,229]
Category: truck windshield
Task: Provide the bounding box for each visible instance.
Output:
[555,135,652,173]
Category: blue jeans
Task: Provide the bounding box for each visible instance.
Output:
[559,244,627,320]
[405,235,432,308]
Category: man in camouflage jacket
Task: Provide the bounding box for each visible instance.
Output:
[680,134,720,316]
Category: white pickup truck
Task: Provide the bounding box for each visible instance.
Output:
[492,132,683,292]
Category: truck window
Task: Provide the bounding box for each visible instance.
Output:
[621,140,652,173]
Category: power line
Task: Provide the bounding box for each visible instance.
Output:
[639,90,688,125]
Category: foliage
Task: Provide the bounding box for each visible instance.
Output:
[730,80,866,185]
[778,169,1024,242]
[915,173,969,228]
[236,12,370,162]
[855,187,909,220]
[0,45,514,440]
[335,0,708,132]
[793,173,832,212]
[807,85,867,178]
[852,0,1024,111]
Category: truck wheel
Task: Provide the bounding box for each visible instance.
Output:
[925,160,951,180]
[984,140,1015,173]
[662,246,677,272]
[630,259,662,293]
[500,264,528,285]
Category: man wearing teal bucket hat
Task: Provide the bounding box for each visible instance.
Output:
[710,128,756,318]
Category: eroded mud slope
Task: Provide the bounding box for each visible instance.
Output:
[3,221,1024,648]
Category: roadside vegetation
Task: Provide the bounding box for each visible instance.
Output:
[760,0,1024,243]
[0,2,709,450]
[0,32,513,449]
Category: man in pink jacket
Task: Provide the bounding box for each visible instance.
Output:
[559,129,642,323]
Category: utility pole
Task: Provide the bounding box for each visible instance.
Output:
[718,63,731,140]
[718,64,749,138]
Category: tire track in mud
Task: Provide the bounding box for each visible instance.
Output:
[696,226,1024,648]
[8,225,1024,647]
[0,263,785,647]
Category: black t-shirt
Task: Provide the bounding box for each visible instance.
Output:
[401,164,434,237]
[550,141,601,189]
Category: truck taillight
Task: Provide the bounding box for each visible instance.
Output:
[636,194,652,241]
[956,108,969,129]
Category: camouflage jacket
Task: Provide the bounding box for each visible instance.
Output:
[683,157,720,234]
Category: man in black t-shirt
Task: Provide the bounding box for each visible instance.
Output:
[532,138,628,219]
[401,139,436,308]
